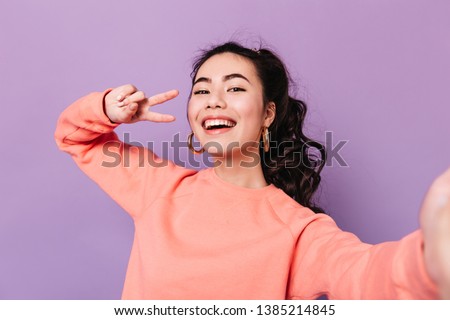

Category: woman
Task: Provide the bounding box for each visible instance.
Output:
[55,42,450,299]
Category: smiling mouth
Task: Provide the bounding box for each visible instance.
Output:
[202,119,237,130]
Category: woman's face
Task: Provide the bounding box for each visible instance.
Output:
[188,52,275,158]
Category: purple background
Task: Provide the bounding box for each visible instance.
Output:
[1,0,449,299]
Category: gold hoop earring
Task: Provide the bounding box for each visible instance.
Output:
[187,132,205,154]
[261,127,270,152]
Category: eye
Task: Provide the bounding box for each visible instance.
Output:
[228,87,245,92]
[193,89,210,95]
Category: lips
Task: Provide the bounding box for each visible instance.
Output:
[203,119,236,130]
[202,117,237,130]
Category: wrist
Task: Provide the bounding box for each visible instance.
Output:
[103,91,117,124]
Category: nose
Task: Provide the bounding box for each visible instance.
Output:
[206,91,226,109]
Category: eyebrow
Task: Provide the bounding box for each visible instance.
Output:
[193,73,251,85]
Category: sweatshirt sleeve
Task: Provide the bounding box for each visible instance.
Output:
[54,90,191,218]
[288,214,438,299]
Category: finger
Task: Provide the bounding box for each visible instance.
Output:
[120,103,139,120]
[143,110,176,122]
[116,84,138,102]
[146,89,179,107]
[128,102,138,112]
[122,90,146,105]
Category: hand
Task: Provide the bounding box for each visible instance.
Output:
[420,167,450,299]
[104,84,178,124]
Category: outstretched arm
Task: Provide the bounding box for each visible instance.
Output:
[289,167,449,299]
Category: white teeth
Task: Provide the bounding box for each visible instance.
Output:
[204,119,236,129]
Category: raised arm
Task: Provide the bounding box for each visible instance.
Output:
[55,85,190,218]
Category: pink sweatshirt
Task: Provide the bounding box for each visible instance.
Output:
[55,90,438,299]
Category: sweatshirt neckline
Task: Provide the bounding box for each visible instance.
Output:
[204,168,279,199]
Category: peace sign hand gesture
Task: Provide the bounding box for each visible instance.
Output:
[104,84,178,124]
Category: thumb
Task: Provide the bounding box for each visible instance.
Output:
[121,103,139,122]
[434,196,450,299]
[129,103,138,112]
[420,167,450,227]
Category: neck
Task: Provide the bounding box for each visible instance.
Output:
[212,148,268,189]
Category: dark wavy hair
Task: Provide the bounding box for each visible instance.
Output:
[190,42,326,213]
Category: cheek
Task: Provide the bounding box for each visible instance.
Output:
[187,99,197,124]
[239,97,265,124]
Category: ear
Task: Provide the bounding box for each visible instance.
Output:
[263,102,276,127]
